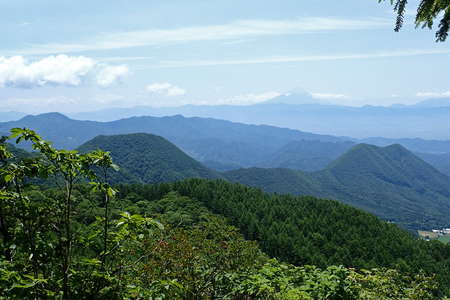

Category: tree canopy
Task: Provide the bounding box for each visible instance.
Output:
[382,0,450,41]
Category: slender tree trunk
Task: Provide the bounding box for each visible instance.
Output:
[102,191,109,270]
[63,179,73,300]
[0,210,12,261]
[101,167,109,271]
[0,156,12,261]
[15,179,39,299]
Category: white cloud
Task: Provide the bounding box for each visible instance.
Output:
[311,93,349,100]
[207,91,281,105]
[146,82,186,96]
[416,91,450,98]
[154,49,450,68]
[0,55,128,88]
[97,56,154,62]
[0,92,133,114]
[0,55,95,88]
[96,65,129,87]
[16,17,390,54]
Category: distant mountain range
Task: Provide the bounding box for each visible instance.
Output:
[2,112,450,176]
[0,111,26,122]
[413,97,450,108]
[3,95,450,139]
[0,112,341,166]
[60,95,450,140]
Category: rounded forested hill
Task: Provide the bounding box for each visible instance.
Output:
[77,133,221,184]
[225,143,450,230]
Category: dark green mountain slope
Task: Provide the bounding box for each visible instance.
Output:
[223,167,323,195]
[77,133,221,184]
[120,179,450,294]
[226,144,450,230]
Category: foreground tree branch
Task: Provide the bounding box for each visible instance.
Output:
[380,0,450,41]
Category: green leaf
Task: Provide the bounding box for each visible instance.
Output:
[3,174,13,183]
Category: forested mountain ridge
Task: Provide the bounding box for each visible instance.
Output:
[77,133,221,184]
[2,112,450,173]
[0,112,342,148]
[225,143,450,230]
[0,112,104,149]
[0,112,342,168]
[326,143,450,193]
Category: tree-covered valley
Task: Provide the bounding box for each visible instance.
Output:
[2,127,450,298]
[69,131,450,231]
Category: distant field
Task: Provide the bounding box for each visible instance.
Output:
[418,231,439,239]
[418,231,450,244]
[438,236,450,244]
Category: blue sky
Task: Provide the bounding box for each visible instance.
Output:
[1,0,449,113]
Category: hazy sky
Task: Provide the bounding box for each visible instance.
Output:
[1,0,450,113]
